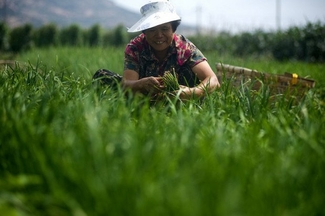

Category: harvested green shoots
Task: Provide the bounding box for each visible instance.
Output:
[162,68,180,92]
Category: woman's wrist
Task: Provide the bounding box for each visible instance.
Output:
[178,86,200,100]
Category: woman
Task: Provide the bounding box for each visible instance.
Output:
[94,0,220,101]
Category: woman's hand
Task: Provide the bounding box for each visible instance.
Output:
[122,69,165,94]
[140,76,165,94]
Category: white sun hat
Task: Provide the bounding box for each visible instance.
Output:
[127,0,181,33]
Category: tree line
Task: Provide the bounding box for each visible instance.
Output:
[0,22,137,52]
[1,21,324,62]
[188,21,325,63]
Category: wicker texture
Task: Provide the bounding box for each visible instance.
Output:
[216,63,315,98]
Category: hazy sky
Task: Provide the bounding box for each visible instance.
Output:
[114,0,325,32]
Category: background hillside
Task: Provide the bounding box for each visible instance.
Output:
[0,0,196,34]
[0,0,140,28]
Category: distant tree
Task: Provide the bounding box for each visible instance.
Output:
[212,31,236,54]
[112,24,128,46]
[86,24,102,47]
[103,24,128,47]
[9,24,33,52]
[232,30,272,57]
[33,23,59,47]
[102,31,111,47]
[0,22,9,51]
[59,24,83,46]
[271,22,325,62]
[300,21,325,62]
[188,31,239,54]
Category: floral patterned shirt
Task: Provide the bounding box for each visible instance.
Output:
[124,33,207,87]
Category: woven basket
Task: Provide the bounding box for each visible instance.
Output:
[0,60,26,70]
[216,63,315,99]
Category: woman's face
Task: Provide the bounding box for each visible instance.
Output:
[144,23,174,52]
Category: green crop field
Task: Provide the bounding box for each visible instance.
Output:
[1,47,325,216]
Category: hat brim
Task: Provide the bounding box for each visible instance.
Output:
[127,12,181,32]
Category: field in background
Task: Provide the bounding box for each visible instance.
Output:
[11,46,325,83]
[1,47,325,215]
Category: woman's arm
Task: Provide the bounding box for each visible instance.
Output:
[122,61,220,100]
[177,61,220,100]
[122,69,165,94]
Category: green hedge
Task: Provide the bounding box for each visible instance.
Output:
[189,21,325,63]
[1,21,324,62]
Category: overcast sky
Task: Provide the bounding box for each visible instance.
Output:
[114,0,325,32]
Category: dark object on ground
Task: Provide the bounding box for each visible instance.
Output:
[92,69,122,89]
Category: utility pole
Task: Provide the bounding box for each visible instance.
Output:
[196,5,202,35]
[276,0,281,30]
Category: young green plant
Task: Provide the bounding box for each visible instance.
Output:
[162,68,180,92]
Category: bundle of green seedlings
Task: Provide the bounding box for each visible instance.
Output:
[162,68,180,92]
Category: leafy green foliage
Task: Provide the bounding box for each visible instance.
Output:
[85,24,102,47]
[162,69,180,92]
[59,24,83,47]
[0,47,324,215]
[102,24,129,47]
[0,22,9,51]
[33,23,59,47]
[8,24,33,52]
[189,21,325,63]
[271,22,325,62]
[2,21,324,62]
